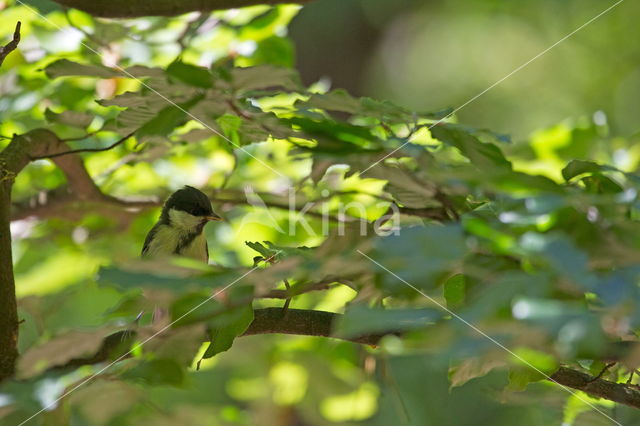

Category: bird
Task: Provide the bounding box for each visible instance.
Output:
[142,186,222,263]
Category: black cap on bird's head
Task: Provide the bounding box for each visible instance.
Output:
[161,186,222,222]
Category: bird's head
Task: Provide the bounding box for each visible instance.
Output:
[161,186,222,232]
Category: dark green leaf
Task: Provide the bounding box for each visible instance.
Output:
[444,274,466,308]
[561,159,615,181]
[201,304,254,359]
[137,95,203,139]
[430,124,511,170]
[335,304,441,338]
[167,60,213,89]
[231,65,301,92]
[122,358,185,386]
[17,327,117,379]
[44,108,94,128]
[44,59,120,79]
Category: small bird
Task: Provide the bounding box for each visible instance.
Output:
[142,186,222,263]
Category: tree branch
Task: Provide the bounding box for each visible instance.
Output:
[29,132,136,160]
[45,307,640,409]
[0,129,149,376]
[0,22,20,68]
[0,129,61,380]
[52,0,313,18]
[550,367,640,408]
[241,308,384,345]
[11,182,448,225]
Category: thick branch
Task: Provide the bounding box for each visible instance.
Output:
[0,129,62,380]
[0,129,141,377]
[550,367,640,408]
[46,307,640,409]
[241,308,383,345]
[52,0,312,18]
[12,185,440,225]
[0,22,20,68]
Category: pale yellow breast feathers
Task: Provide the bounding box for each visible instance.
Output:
[144,224,208,263]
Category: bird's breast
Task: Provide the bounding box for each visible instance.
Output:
[177,233,208,262]
[144,224,208,263]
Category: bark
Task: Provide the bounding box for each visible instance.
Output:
[47,307,640,409]
[242,307,386,345]
[52,0,313,18]
[0,22,20,67]
[0,129,128,378]
[0,129,61,380]
[550,367,640,409]
[0,181,18,380]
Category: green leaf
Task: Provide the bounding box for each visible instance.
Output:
[44,59,120,79]
[97,265,235,292]
[284,116,380,150]
[335,304,441,338]
[169,292,222,326]
[230,65,301,92]
[362,163,436,208]
[252,36,295,67]
[299,90,360,115]
[167,60,213,89]
[561,159,612,181]
[122,358,185,386]
[582,175,624,194]
[170,287,253,328]
[144,324,206,366]
[245,241,274,258]
[201,304,254,359]
[430,124,511,170]
[245,241,312,264]
[506,368,546,392]
[44,108,94,128]
[17,327,117,379]
[216,114,242,141]
[373,224,467,289]
[44,59,163,79]
[137,95,203,139]
[449,356,506,389]
[98,91,148,108]
[69,380,141,424]
[510,347,558,372]
[444,274,466,308]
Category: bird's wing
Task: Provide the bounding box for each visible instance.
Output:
[141,223,161,256]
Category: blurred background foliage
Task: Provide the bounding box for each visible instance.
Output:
[1,0,640,425]
[291,0,640,139]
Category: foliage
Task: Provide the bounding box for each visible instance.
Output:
[1,2,640,426]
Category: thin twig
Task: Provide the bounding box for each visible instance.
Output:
[61,130,99,142]
[30,132,136,160]
[0,22,21,68]
[281,279,292,317]
[587,362,617,383]
[175,13,210,51]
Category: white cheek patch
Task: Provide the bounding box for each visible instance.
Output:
[169,209,202,231]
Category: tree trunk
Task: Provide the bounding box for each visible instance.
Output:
[0,180,18,380]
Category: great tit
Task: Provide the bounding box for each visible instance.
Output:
[142,186,222,263]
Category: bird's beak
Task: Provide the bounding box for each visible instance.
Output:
[203,214,223,222]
